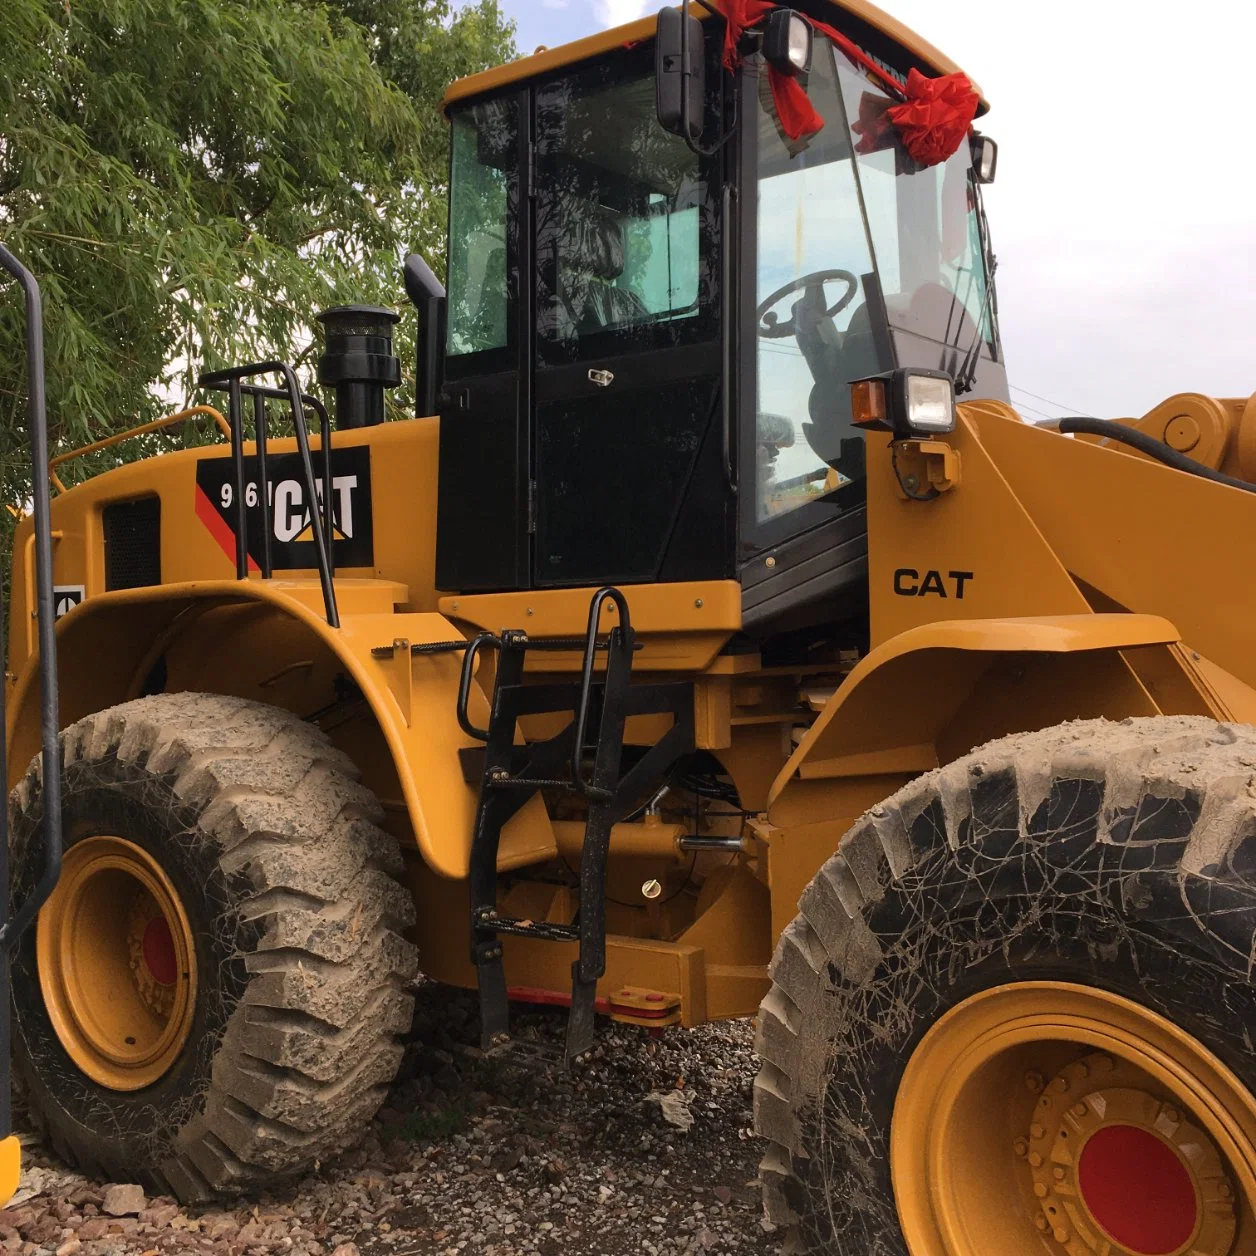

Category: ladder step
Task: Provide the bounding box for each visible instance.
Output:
[483,1036,567,1070]
[477,912,579,943]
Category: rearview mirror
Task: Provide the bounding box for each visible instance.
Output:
[655,6,704,143]
[970,133,998,184]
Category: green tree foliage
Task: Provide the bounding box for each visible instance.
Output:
[0,0,514,535]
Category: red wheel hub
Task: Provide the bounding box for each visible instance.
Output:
[141,916,177,986]
[1078,1123,1198,1254]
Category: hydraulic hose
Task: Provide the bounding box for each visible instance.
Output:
[1057,417,1256,495]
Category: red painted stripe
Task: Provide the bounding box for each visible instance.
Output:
[195,485,259,573]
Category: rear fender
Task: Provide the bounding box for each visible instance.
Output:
[4,581,553,879]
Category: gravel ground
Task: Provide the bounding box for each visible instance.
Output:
[5,984,778,1256]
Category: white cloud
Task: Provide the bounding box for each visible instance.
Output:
[597,0,650,27]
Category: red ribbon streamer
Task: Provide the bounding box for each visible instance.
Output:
[767,66,824,142]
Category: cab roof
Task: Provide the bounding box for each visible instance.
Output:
[443,0,986,113]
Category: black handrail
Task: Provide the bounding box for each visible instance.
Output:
[234,384,335,581]
[457,633,503,741]
[0,244,65,1140]
[199,362,339,627]
[251,391,274,578]
[572,587,633,799]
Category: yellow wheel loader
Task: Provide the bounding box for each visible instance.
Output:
[7,2,1256,1252]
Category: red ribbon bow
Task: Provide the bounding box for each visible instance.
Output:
[886,68,980,166]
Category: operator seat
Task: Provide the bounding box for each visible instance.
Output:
[791,286,882,480]
[556,206,648,336]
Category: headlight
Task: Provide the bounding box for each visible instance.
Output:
[851,368,957,437]
[904,372,956,433]
[764,10,813,77]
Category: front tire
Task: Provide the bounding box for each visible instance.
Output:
[10,693,418,1201]
[756,716,1256,1254]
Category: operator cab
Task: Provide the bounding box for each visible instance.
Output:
[428,4,1007,637]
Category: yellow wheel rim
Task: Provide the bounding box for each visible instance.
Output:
[891,982,1256,1256]
[36,836,197,1092]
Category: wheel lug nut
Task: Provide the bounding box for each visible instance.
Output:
[1025,1072,1045,1094]
[1034,1183,1048,1198]
[1053,1167,1065,1181]
[1029,1152,1043,1167]
[1054,1227,1070,1243]
[1030,1124,1045,1139]
[1013,1138,1028,1157]
[1051,1077,1068,1093]
[1072,1102,1088,1117]
[1034,1215,1048,1232]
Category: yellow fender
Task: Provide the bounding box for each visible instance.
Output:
[770,612,1187,804]
[5,580,554,880]
[756,611,1232,938]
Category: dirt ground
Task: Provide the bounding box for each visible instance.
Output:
[4,984,779,1256]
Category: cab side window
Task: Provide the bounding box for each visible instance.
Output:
[446,99,518,362]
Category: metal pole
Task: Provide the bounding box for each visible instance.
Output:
[228,378,248,579]
[251,391,273,578]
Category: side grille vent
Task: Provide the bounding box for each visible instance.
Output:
[103,497,161,590]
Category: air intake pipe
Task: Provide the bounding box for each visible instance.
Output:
[316,305,401,429]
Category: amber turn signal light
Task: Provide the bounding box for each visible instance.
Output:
[852,378,889,430]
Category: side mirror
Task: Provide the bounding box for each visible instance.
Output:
[403,253,446,419]
[970,133,998,184]
[655,6,704,143]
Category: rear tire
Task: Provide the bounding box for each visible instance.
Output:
[756,716,1256,1254]
[10,693,418,1201]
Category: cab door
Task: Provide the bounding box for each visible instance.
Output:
[436,91,529,592]
[529,43,732,589]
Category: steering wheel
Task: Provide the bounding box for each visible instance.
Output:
[757,270,860,339]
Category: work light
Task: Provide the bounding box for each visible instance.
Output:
[851,368,957,437]
[904,373,956,433]
[764,9,813,76]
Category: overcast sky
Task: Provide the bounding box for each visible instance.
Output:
[497,0,1255,421]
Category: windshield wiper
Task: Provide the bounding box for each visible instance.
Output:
[953,253,997,395]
